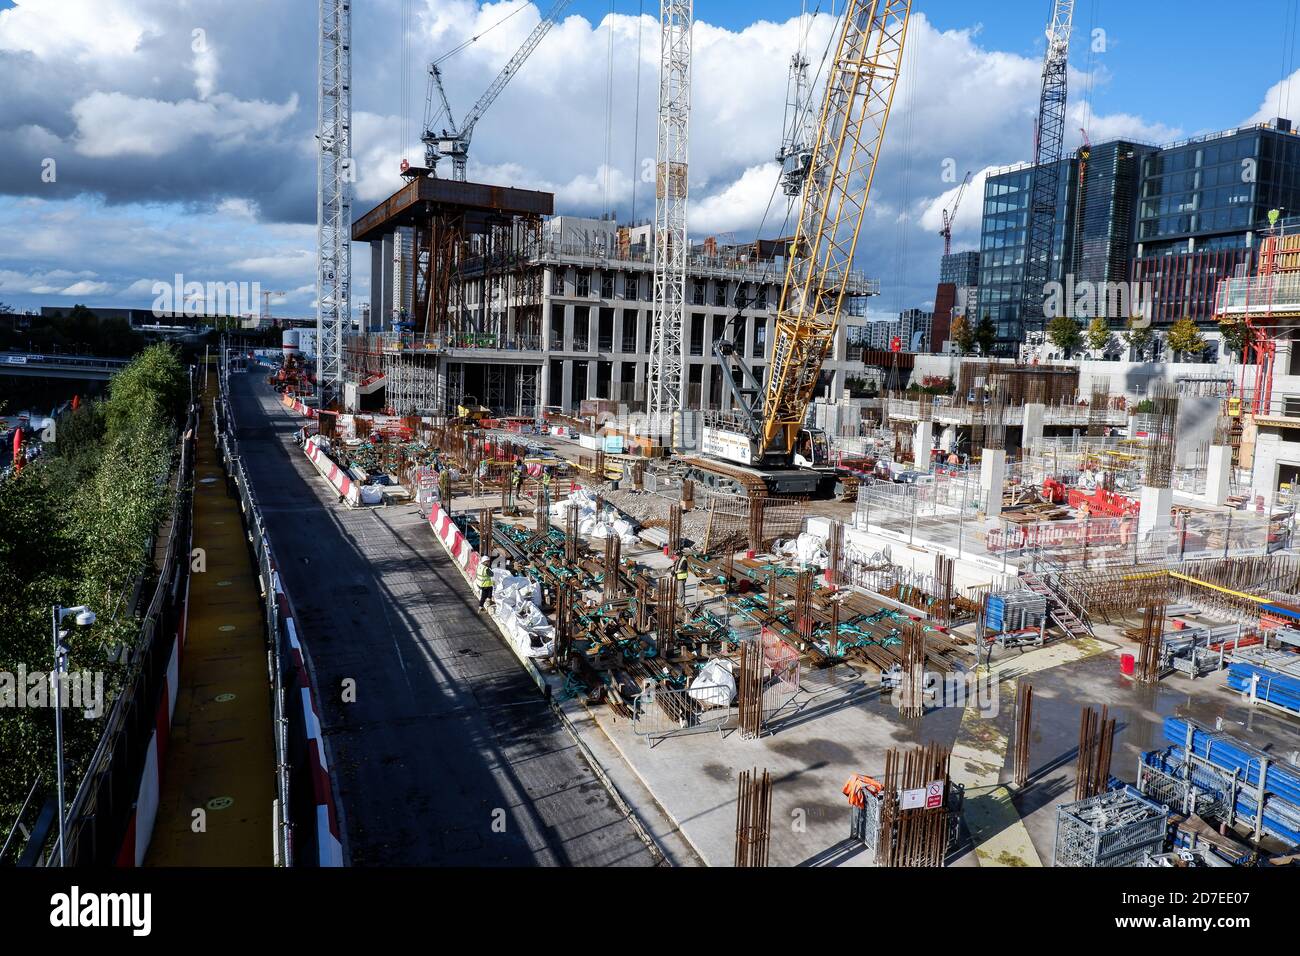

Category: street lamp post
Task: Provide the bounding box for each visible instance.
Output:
[50,603,95,867]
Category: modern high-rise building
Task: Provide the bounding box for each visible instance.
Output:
[972,118,1300,352]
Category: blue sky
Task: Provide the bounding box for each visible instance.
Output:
[0,0,1297,319]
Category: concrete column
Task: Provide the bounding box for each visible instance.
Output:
[1022,402,1046,449]
[1139,485,1174,536]
[980,448,1006,516]
[1250,433,1280,512]
[539,361,551,415]
[914,419,934,468]
[1205,445,1233,506]
[561,360,573,412]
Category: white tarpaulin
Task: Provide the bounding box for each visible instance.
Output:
[688,659,736,708]
[492,571,554,658]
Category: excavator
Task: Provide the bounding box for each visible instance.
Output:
[681,0,915,494]
[679,0,913,498]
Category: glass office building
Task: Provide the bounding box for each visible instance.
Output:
[975,158,1074,349]
[973,119,1300,352]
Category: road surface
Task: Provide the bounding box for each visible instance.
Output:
[230,372,658,866]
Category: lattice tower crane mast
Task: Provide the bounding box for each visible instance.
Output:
[761,0,912,460]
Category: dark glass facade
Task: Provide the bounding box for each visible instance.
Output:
[975,158,1073,347]
[940,250,979,287]
[973,120,1300,350]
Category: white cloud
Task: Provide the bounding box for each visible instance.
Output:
[70,90,299,159]
[0,0,156,60]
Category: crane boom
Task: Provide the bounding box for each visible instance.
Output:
[761,0,912,458]
[940,170,972,256]
[421,0,574,179]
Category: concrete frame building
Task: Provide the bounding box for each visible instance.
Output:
[352,186,879,426]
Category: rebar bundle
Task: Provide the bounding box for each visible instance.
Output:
[1143,383,1178,489]
[603,535,622,602]
[877,743,951,867]
[565,502,579,563]
[737,640,764,739]
[656,576,677,657]
[897,621,927,719]
[668,503,682,553]
[1075,704,1116,801]
[1013,682,1034,789]
[1137,603,1164,683]
[796,570,814,641]
[1087,378,1110,437]
[734,768,772,867]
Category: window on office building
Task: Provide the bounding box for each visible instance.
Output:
[576,271,591,297]
[601,272,615,299]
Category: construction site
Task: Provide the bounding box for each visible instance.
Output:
[254,0,1300,871]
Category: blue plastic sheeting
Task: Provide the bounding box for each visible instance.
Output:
[1226,663,1300,714]
[1164,717,1300,805]
[1261,603,1300,622]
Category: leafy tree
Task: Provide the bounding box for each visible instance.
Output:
[1123,315,1154,359]
[1167,316,1207,358]
[1046,315,1083,356]
[1218,317,1250,359]
[974,315,997,356]
[950,314,975,355]
[1086,316,1113,355]
[104,343,187,440]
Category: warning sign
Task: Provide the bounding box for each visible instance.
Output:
[900,788,925,810]
[925,779,945,810]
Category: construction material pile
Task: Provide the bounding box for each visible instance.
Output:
[1144,716,1300,847]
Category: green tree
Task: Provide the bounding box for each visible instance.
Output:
[950,314,975,355]
[1167,316,1207,359]
[1086,316,1113,355]
[974,315,997,356]
[1123,315,1154,359]
[104,343,187,440]
[1047,315,1083,356]
[1218,317,1250,359]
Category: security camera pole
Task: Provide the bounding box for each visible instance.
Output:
[50,603,95,866]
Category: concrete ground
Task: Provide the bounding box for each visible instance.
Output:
[229,372,659,866]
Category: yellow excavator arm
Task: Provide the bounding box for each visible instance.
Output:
[761,0,912,457]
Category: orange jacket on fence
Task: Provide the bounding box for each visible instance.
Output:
[842,773,883,809]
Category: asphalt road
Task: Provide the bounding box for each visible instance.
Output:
[230,372,658,866]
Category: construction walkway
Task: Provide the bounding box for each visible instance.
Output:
[145,382,275,865]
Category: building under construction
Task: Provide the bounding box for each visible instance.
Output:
[348,178,879,428]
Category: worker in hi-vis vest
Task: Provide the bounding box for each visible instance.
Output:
[674,552,689,601]
[476,557,496,610]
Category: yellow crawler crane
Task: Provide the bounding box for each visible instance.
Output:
[697,0,912,496]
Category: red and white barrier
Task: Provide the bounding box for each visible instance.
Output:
[272,569,344,867]
[116,579,189,866]
[427,502,482,583]
[282,394,319,419]
[304,436,361,506]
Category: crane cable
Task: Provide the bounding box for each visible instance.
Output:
[630,0,645,223]
[432,1,531,67]
[603,0,616,219]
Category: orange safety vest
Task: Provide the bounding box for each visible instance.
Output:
[842,773,883,809]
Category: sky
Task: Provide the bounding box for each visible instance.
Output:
[2,0,1300,321]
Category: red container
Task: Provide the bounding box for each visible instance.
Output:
[1120,653,1136,676]
[1172,619,1186,631]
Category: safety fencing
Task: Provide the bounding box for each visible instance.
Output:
[214,354,344,866]
[282,393,318,418]
[631,633,801,743]
[304,434,361,506]
[7,377,198,866]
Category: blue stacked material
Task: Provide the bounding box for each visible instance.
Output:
[1227,662,1300,715]
[1158,717,1300,847]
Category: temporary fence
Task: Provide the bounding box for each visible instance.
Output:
[1053,786,1169,867]
[630,632,801,743]
[213,352,343,866]
[6,375,199,866]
